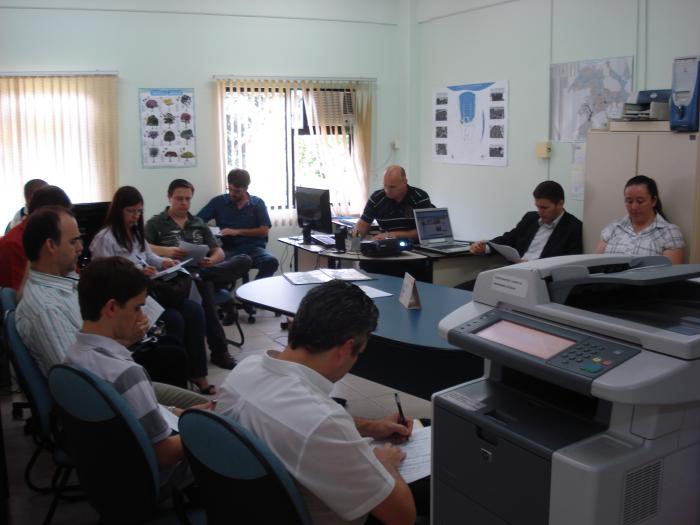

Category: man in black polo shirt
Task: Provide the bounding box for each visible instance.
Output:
[355,165,433,240]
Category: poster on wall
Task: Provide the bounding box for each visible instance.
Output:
[550,56,633,142]
[139,88,196,168]
[432,80,508,167]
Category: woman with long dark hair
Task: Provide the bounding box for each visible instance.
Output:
[91,186,215,394]
[595,175,685,264]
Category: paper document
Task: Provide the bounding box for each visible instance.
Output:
[488,242,522,263]
[359,285,392,299]
[151,259,193,279]
[158,404,179,432]
[143,296,165,327]
[209,226,221,237]
[178,241,209,263]
[283,271,333,285]
[372,426,431,483]
[319,268,373,281]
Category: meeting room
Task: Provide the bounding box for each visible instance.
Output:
[1,1,700,524]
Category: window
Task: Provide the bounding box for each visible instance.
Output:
[0,75,118,228]
[216,78,373,224]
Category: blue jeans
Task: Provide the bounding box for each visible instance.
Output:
[225,246,278,279]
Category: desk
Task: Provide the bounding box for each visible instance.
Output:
[237,274,483,399]
[278,237,507,287]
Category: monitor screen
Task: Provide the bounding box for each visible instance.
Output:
[72,202,110,267]
[474,320,574,359]
[415,208,453,240]
[295,187,332,234]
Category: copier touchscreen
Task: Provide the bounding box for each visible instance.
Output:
[475,320,574,359]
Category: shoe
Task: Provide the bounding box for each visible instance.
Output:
[211,351,236,370]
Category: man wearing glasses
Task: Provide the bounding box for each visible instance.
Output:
[197,169,279,280]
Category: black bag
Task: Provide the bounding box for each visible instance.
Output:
[149,271,192,308]
[131,329,189,389]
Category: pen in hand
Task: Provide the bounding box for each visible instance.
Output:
[394,392,407,426]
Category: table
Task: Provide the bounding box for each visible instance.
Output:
[237,274,483,399]
[278,236,508,287]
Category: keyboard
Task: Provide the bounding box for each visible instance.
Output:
[311,234,336,247]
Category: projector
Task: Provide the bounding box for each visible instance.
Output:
[360,238,411,257]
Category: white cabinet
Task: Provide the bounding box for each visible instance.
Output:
[583,131,700,262]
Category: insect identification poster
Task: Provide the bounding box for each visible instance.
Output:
[139,88,197,168]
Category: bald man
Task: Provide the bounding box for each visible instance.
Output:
[354,165,434,240]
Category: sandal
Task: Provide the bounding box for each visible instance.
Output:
[190,381,217,396]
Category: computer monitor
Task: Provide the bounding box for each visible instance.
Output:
[295,186,332,234]
[72,201,110,267]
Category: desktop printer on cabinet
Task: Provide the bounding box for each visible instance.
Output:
[433,254,700,525]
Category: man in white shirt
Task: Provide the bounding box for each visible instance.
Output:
[217,280,417,525]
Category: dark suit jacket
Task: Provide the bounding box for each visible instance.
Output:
[491,210,582,258]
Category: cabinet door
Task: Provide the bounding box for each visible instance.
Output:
[638,133,700,262]
[583,133,638,253]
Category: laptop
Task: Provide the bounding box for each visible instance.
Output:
[414,208,472,254]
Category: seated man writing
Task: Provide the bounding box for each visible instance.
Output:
[216,280,417,525]
[66,256,212,482]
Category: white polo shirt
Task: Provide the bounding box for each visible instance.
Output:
[217,351,395,525]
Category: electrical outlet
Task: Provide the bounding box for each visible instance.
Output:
[391,140,400,150]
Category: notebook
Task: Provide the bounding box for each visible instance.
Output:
[414,208,471,254]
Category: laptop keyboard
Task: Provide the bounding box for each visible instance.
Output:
[311,234,336,247]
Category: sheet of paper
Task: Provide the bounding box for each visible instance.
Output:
[488,242,521,263]
[319,268,373,281]
[283,270,333,285]
[143,295,165,327]
[158,404,179,432]
[151,258,193,279]
[209,226,221,237]
[359,285,392,298]
[372,426,431,483]
[178,241,209,263]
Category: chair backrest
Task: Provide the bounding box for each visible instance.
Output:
[0,287,17,318]
[3,310,53,439]
[48,364,161,523]
[179,409,312,525]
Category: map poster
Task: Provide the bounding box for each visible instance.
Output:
[550,56,633,142]
[432,81,508,166]
[139,88,197,168]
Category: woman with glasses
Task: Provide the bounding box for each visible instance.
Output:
[91,186,215,394]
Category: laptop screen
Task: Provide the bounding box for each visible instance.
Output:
[414,208,454,241]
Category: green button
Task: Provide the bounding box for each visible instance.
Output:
[580,363,603,374]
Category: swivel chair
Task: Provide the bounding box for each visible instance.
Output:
[180,409,312,525]
[48,364,204,525]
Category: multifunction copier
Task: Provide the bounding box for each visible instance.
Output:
[433,254,700,525]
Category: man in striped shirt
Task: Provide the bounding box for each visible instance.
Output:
[355,165,434,241]
[66,257,212,479]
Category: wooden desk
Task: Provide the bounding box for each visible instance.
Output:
[278,237,507,287]
[237,274,483,399]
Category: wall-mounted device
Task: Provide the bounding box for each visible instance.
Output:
[671,56,700,132]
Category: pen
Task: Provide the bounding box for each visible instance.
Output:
[135,254,148,268]
[394,392,406,426]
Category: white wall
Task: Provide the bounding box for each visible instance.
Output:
[412,0,700,241]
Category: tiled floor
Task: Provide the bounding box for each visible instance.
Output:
[0,308,431,524]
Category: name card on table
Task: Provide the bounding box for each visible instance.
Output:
[399,272,421,309]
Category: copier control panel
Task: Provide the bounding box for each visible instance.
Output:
[449,309,640,384]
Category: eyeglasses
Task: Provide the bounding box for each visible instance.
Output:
[124,208,143,216]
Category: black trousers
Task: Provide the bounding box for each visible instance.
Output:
[132,337,189,388]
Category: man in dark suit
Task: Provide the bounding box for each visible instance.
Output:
[470,180,582,261]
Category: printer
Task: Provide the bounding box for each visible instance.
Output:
[433,254,700,525]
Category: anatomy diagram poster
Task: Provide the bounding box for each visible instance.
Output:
[432,81,508,166]
[139,88,196,168]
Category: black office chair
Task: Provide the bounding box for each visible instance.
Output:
[48,364,204,525]
[180,409,312,525]
[213,287,244,347]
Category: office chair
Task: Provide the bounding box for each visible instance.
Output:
[179,409,312,525]
[213,288,244,347]
[47,364,204,525]
[0,288,29,420]
[4,310,79,524]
